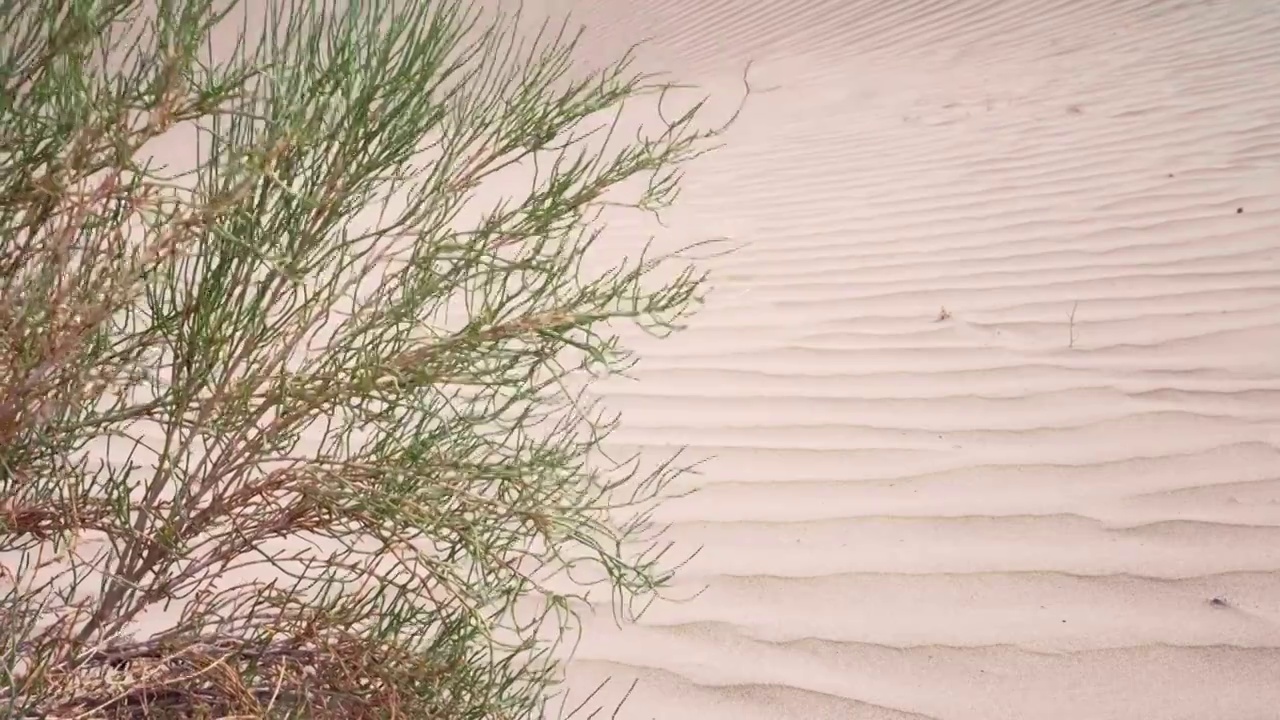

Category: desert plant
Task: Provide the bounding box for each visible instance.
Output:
[0,0,741,717]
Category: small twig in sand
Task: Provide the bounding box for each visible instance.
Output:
[1068,302,1079,348]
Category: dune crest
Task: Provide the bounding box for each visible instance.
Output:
[549,1,1280,718]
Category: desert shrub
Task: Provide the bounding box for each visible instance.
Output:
[0,0,740,717]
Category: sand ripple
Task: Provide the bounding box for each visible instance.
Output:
[545,1,1280,717]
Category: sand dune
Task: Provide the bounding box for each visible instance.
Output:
[11,1,1274,718]
[543,0,1280,718]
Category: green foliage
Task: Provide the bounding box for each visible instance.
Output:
[0,0,740,716]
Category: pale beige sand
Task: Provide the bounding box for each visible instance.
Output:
[12,2,1278,719]
[535,1,1280,718]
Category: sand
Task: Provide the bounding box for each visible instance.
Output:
[536,1,1280,718]
[9,1,1278,719]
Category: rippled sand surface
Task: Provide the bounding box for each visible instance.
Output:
[25,2,1275,718]
[539,1,1280,718]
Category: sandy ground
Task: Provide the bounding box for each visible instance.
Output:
[8,2,1278,719]
[537,1,1280,718]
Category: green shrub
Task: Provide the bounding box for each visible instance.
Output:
[0,0,740,716]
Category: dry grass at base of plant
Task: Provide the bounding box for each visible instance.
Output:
[23,625,544,719]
